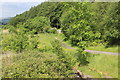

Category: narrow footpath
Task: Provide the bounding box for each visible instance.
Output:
[61,39,120,56]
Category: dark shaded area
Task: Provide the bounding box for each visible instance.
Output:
[106,37,120,48]
[50,18,61,29]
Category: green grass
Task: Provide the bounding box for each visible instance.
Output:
[78,53,118,78]
[32,33,64,50]
[37,33,63,43]
[86,45,119,53]
[2,33,118,78]
[37,34,119,78]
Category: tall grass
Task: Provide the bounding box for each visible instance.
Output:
[79,54,118,78]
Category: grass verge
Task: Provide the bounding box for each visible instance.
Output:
[86,45,119,53]
[78,53,118,78]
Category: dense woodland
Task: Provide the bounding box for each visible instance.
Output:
[1,2,119,78]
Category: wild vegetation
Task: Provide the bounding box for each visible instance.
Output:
[1,2,119,78]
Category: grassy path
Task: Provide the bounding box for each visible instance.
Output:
[60,39,119,56]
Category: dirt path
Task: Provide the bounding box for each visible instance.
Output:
[84,50,120,56]
[60,40,120,56]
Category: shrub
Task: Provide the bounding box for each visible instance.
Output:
[75,49,90,66]
[48,28,57,34]
[2,52,74,78]
[2,33,28,53]
[2,33,40,53]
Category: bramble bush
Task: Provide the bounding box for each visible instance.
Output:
[2,51,74,78]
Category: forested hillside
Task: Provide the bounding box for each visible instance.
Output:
[1,2,119,78]
[5,2,120,47]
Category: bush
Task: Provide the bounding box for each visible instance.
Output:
[2,33,28,53]
[1,33,40,53]
[2,52,74,78]
[48,28,57,34]
[75,49,90,66]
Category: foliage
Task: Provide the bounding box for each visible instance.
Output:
[75,48,90,66]
[60,2,94,47]
[89,2,119,46]
[2,33,28,53]
[14,16,50,34]
[8,2,62,27]
[51,39,77,69]
[2,52,73,78]
[1,33,40,53]
[2,34,77,78]
[47,28,57,34]
[5,2,119,46]
[1,2,119,78]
